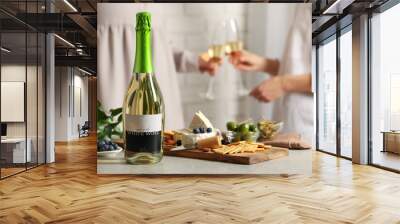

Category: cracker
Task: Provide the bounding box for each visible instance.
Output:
[212,142,272,155]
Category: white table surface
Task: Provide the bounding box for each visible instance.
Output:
[1,138,26,143]
[97,150,312,175]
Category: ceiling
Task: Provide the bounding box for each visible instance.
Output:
[0,0,393,75]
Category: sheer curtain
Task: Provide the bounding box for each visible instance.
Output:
[97,4,185,130]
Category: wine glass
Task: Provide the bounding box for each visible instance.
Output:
[200,21,226,100]
[225,18,249,97]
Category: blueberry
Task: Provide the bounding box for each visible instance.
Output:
[199,127,205,133]
[98,142,106,149]
[103,144,110,151]
[109,144,115,151]
[176,140,182,146]
[206,127,212,133]
[193,128,200,134]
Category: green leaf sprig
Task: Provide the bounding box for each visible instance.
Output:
[97,101,123,141]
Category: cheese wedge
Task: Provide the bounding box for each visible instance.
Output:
[189,111,214,129]
[180,129,217,149]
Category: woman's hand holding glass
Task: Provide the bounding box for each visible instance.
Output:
[228,50,269,73]
[198,53,222,76]
[228,50,286,102]
[228,50,312,103]
[249,76,285,102]
[199,18,250,100]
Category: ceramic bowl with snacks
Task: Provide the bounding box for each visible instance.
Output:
[97,139,123,158]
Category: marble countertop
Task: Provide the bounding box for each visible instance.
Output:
[97,149,312,175]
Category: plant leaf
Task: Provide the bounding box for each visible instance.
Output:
[97,101,108,121]
[110,107,123,117]
[109,121,121,129]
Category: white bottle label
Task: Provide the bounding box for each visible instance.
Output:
[125,114,162,153]
[126,114,162,132]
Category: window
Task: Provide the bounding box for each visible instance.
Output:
[370,3,400,171]
[0,1,47,179]
[339,29,352,158]
[317,36,337,154]
[316,26,353,159]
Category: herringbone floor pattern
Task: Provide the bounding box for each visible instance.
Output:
[1,135,400,224]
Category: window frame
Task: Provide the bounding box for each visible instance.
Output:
[315,23,353,160]
[0,1,48,180]
[367,0,400,173]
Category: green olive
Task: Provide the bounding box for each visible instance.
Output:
[238,123,250,134]
[227,121,238,131]
[242,131,259,142]
[233,132,241,142]
[249,124,257,132]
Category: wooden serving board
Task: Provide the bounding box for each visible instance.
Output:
[164,146,289,165]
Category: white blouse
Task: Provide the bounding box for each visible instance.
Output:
[97,4,199,130]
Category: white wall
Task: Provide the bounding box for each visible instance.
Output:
[55,67,69,141]
[1,64,46,163]
[1,66,28,140]
[246,4,297,121]
[1,65,39,138]
[72,73,89,138]
[159,3,249,129]
[145,3,297,129]
[55,67,89,141]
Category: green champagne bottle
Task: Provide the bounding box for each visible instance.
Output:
[123,12,164,165]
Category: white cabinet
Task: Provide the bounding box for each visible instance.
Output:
[1,138,32,163]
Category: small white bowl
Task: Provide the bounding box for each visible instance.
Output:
[97,146,123,159]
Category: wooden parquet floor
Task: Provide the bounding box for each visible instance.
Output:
[1,135,400,224]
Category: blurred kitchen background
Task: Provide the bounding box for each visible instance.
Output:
[142,3,302,129]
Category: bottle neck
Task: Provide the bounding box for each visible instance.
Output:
[133,30,153,73]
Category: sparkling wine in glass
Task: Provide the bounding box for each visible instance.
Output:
[200,22,226,100]
[225,18,249,97]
